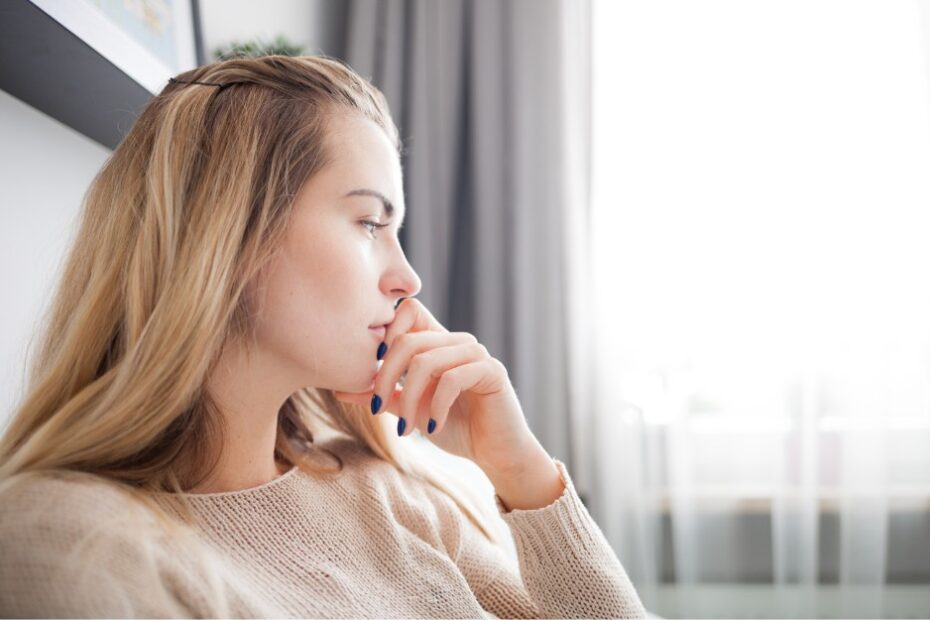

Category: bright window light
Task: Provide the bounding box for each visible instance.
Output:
[591,0,930,432]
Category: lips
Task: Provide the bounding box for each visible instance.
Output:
[369,314,393,339]
[369,316,394,329]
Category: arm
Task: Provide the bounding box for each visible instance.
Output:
[471,446,648,619]
[485,439,566,512]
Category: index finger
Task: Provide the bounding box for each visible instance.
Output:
[385,297,448,347]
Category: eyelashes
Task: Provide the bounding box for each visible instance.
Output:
[360,220,391,239]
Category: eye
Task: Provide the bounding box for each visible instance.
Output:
[360,219,390,239]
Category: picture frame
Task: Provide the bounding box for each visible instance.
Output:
[31,0,203,93]
[0,0,206,149]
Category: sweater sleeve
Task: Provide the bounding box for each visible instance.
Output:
[455,458,647,619]
[0,474,206,618]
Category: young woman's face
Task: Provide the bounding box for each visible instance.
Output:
[251,113,420,394]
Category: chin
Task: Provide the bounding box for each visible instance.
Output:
[331,366,379,395]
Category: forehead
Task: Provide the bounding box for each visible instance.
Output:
[322,114,405,213]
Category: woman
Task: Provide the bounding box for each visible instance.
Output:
[0,55,646,618]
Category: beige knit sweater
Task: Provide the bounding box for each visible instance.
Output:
[0,436,646,618]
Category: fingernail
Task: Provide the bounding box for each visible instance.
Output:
[371,394,382,415]
[395,297,407,309]
[397,417,406,436]
[427,418,436,434]
[377,341,387,361]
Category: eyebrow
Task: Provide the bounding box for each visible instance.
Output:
[344,189,399,220]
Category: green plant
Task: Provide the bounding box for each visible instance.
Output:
[212,34,306,61]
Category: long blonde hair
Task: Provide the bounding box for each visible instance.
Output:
[0,55,506,610]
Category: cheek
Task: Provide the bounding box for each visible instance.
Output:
[252,233,376,376]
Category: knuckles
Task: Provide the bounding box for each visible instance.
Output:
[380,330,490,396]
[408,354,431,376]
[392,332,412,350]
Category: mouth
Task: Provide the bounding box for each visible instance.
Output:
[368,324,387,339]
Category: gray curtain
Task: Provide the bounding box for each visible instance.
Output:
[342,0,593,490]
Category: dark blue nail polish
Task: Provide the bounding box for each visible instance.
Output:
[397,417,406,436]
[377,341,387,361]
[428,418,436,434]
[371,394,382,415]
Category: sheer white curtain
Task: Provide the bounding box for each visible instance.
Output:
[586,1,930,617]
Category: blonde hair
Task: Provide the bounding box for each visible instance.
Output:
[0,55,506,611]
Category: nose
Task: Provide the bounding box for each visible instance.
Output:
[382,252,421,302]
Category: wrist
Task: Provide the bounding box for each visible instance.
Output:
[482,443,566,512]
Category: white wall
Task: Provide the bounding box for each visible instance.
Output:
[0,88,111,424]
[199,0,347,60]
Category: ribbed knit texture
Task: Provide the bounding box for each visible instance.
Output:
[0,436,646,618]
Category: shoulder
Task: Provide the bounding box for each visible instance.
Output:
[1,467,144,504]
[0,468,166,568]
[0,469,151,539]
[0,471,195,617]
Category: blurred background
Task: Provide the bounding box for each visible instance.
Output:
[2,1,930,618]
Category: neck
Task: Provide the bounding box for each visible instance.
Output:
[188,455,292,494]
[192,338,299,494]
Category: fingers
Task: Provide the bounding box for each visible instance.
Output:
[384,297,448,348]
[396,340,491,437]
[428,359,500,435]
[372,330,476,416]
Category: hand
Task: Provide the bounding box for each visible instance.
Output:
[333,297,540,477]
